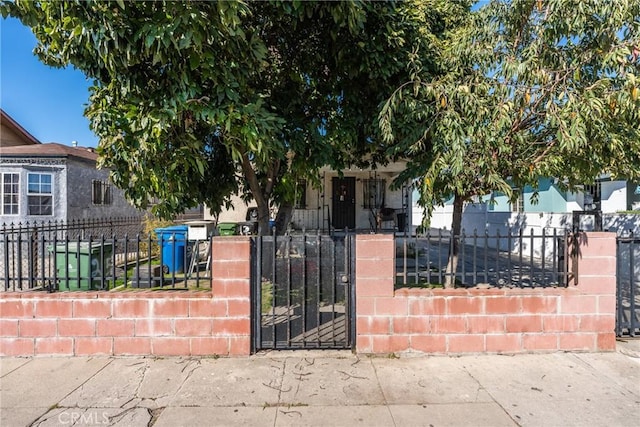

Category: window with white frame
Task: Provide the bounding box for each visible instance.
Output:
[92,180,112,205]
[27,173,53,216]
[583,181,601,210]
[363,179,386,209]
[2,173,20,215]
[511,192,525,213]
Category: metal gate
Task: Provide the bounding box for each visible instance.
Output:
[616,235,640,337]
[251,232,355,350]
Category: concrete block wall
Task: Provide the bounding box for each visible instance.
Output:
[0,237,251,357]
[356,232,617,355]
[1,233,617,357]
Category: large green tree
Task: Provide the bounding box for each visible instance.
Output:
[381,0,640,287]
[2,0,465,234]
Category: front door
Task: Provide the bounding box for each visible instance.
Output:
[332,177,356,230]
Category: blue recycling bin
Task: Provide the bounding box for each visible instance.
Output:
[155,225,189,274]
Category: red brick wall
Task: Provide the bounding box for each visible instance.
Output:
[0,236,251,357]
[1,233,617,357]
[356,232,617,355]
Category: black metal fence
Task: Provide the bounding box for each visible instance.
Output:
[616,234,640,337]
[395,229,571,288]
[251,232,355,350]
[1,218,211,292]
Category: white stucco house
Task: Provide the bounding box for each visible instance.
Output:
[206,162,413,234]
[419,176,640,236]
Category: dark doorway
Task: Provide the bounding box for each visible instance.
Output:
[332,177,356,230]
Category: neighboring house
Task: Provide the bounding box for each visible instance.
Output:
[419,176,640,235]
[486,176,638,213]
[1,109,41,147]
[207,162,413,233]
[0,143,141,224]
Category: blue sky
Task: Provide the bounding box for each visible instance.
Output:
[1,17,99,147]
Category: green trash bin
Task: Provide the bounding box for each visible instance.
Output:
[48,242,113,290]
[217,222,238,236]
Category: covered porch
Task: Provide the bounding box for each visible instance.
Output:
[289,163,413,235]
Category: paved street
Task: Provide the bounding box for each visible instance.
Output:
[1,343,639,427]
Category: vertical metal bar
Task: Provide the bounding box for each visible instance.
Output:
[316,231,321,347]
[80,234,86,289]
[255,235,263,351]
[27,229,34,289]
[170,232,177,288]
[16,230,23,290]
[272,228,277,347]
[630,238,637,336]
[448,228,454,286]
[195,238,201,287]
[541,228,546,286]
[64,234,71,291]
[330,233,337,346]
[454,228,467,286]
[425,232,431,285]
[340,232,347,347]
[473,229,478,285]
[39,233,45,289]
[301,233,307,346]
[111,235,117,291]
[134,234,141,288]
[438,229,443,284]
[519,228,523,286]
[3,229,9,291]
[553,229,558,285]
[286,234,291,347]
[348,233,356,349]
[149,233,154,288]
[461,229,466,286]
[530,228,534,289]
[507,229,512,286]
[51,231,58,292]
[484,229,489,284]
[496,229,501,285]
[404,237,410,286]
[123,235,129,289]
[412,235,417,286]
[616,238,622,336]
[100,234,106,290]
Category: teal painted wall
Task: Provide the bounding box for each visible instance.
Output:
[523,178,567,212]
[488,193,511,211]
[419,177,569,212]
[486,178,567,212]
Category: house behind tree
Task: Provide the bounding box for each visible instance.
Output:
[0,110,141,224]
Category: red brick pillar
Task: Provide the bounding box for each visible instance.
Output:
[568,232,617,351]
[211,236,252,355]
[355,234,396,353]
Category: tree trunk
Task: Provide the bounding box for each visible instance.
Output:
[274,202,294,235]
[444,193,464,288]
[240,153,274,236]
[256,204,272,236]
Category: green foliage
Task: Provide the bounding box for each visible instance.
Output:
[1,0,463,230]
[140,214,173,258]
[381,0,640,226]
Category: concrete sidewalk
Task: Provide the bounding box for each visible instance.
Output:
[1,346,639,427]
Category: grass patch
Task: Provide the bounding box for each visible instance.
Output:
[261,281,274,313]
